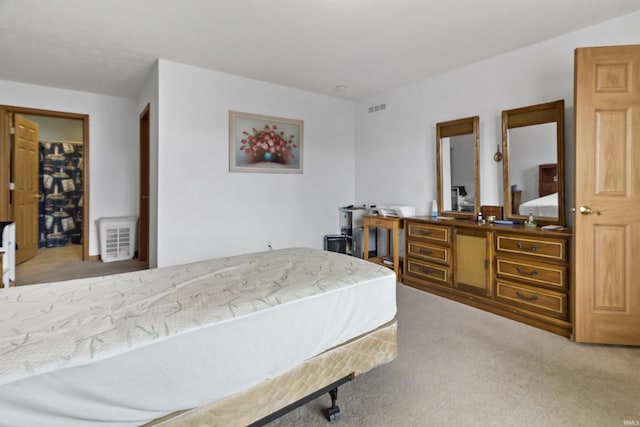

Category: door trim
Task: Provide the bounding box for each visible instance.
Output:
[0,105,90,261]
[139,103,150,266]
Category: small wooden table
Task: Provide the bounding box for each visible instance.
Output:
[363,214,404,278]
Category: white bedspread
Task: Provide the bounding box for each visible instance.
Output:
[518,192,558,218]
[0,248,396,426]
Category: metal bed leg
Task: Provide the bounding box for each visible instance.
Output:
[324,387,340,422]
[249,373,354,426]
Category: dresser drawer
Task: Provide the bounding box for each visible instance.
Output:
[406,259,450,285]
[496,257,567,290]
[366,216,398,228]
[407,222,450,245]
[496,280,568,319]
[496,234,567,262]
[407,241,450,265]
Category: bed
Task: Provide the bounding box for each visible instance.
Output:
[518,192,558,218]
[0,247,397,426]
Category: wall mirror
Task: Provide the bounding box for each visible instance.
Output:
[436,116,480,219]
[501,100,565,226]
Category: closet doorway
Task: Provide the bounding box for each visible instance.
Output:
[0,106,89,278]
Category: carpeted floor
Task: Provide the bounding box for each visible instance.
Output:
[270,283,640,426]
[14,245,148,286]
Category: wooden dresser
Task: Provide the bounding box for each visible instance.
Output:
[403,217,572,337]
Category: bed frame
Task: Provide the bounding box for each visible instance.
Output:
[147,320,397,426]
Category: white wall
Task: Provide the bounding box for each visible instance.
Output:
[355,10,640,224]
[0,79,139,256]
[155,60,356,267]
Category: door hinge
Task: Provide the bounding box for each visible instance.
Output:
[10,126,15,135]
[485,259,489,270]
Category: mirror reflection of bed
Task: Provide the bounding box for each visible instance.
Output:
[502,100,565,225]
[517,163,558,217]
[508,121,557,217]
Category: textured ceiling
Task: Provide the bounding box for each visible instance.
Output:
[1,0,639,100]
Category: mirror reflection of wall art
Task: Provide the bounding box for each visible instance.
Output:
[229,111,303,173]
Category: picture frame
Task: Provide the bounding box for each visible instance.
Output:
[229,111,304,173]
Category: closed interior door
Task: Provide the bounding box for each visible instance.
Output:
[573,44,640,345]
[13,114,40,264]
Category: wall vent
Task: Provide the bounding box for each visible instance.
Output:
[368,103,387,113]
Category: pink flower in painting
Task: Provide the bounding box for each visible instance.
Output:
[240,122,297,164]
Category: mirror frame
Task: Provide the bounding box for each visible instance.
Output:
[501,100,565,226]
[436,116,480,219]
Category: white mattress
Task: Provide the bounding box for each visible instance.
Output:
[0,248,397,427]
[518,192,558,218]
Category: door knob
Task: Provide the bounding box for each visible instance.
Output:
[579,205,606,215]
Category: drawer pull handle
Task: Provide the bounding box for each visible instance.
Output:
[420,248,433,256]
[516,291,539,302]
[516,242,538,251]
[419,229,434,236]
[516,267,539,276]
[420,266,434,274]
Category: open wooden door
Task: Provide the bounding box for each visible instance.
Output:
[573,44,640,345]
[13,114,40,265]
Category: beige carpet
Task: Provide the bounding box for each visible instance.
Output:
[14,245,148,286]
[270,284,640,426]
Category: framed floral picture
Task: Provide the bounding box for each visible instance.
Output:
[229,111,304,173]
